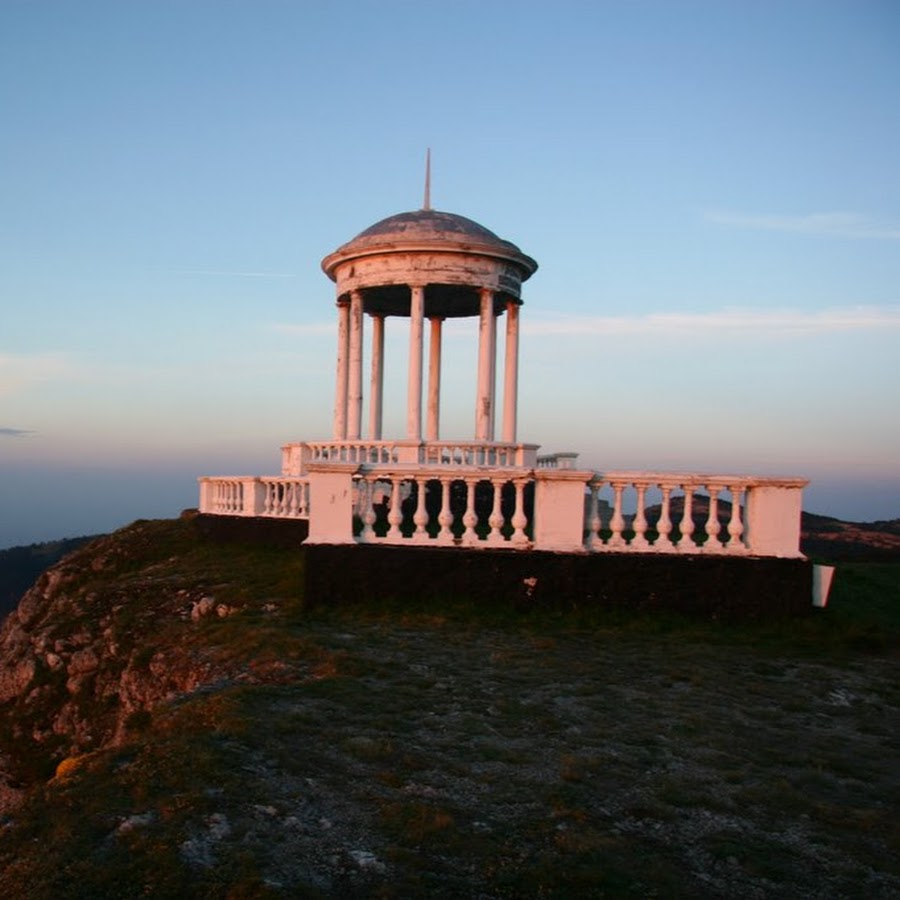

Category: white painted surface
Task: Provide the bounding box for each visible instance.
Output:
[407,285,425,441]
[332,300,350,440]
[812,565,835,607]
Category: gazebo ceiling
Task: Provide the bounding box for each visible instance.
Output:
[359,283,510,318]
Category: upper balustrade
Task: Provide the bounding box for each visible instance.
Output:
[281,440,539,475]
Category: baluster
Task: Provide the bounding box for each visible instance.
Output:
[678,486,695,551]
[511,479,529,546]
[488,478,505,543]
[654,483,674,551]
[360,478,376,541]
[437,478,454,543]
[272,483,281,517]
[727,484,745,553]
[607,482,626,548]
[704,486,723,552]
[462,479,478,544]
[631,482,649,549]
[413,476,429,540]
[386,479,403,539]
[586,482,603,550]
[289,482,300,517]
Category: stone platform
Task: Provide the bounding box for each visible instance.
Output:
[303,543,813,621]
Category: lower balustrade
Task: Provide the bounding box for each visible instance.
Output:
[199,477,310,518]
[200,469,806,558]
[353,470,534,547]
[585,473,784,555]
[261,478,310,518]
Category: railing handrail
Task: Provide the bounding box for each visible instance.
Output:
[592,471,809,489]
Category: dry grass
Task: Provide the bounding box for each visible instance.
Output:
[0,522,897,898]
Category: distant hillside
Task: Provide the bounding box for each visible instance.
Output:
[801,513,900,561]
[0,536,101,619]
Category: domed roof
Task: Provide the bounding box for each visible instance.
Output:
[322,208,537,280]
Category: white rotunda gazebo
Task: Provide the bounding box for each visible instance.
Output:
[199,193,808,561]
[320,205,536,450]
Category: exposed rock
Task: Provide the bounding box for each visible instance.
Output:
[0,520,281,812]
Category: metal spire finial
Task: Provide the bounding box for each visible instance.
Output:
[423,148,431,211]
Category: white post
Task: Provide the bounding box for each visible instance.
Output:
[533,470,594,552]
[502,300,520,444]
[333,299,350,440]
[745,482,807,558]
[241,478,265,516]
[426,317,443,442]
[407,285,425,441]
[198,478,213,513]
[475,287,496,441]
[347,290,364,440]
[369,314,385,440]
[305,465,357,545]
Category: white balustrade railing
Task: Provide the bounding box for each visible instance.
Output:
[537,452,580,470]
[584,472,805,556]
[201,468,806,558]
[353,468,533,547]
[200,478,246,516]
[305,441,400,465]
[419,442,523,467]
[198,477,310,519]
[261,478,310,518]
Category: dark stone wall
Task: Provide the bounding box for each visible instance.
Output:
[304,544,813,620]
[194,514,308,549]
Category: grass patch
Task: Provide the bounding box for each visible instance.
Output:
[1,519,898,897]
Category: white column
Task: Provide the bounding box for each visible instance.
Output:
[426,317,443,442]
[407,285,425,441]
[502,300,520,444]
[475,287,496,441]
[347,290,364,440]
[368,314,385,440]
[332,298,350,440]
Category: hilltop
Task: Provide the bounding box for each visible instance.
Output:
[0,516,897,897]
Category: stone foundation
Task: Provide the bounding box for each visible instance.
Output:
[304,544,813,620]
[194,513,309,549]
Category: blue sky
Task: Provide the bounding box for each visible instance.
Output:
[2,0,899,547]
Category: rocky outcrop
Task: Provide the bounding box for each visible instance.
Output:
[0,518,293,809]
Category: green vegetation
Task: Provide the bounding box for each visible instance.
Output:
[0,518,897,897]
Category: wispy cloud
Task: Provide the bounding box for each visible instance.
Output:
[523,306,900,337]
[0,353,76,396]
[177,269,296,278]
[0,427,33,437]
[705,210,900,240]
